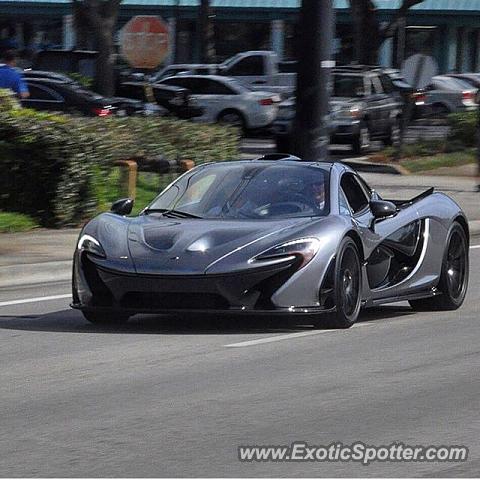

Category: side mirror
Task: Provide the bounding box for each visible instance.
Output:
[111,198,134,216]
[369,200,397,230]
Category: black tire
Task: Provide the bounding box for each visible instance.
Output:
[409,222,469,312]
[218,110,246,132]
[352,122,371,155]
[275,134,292,153]
[384,117,401,147]
[323,238,362,329]
[82,311,130,325]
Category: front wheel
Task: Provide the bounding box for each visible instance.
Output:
[82,311,130,325]
[352,122,371,155]
[409,222,469,311]
[384,118,401,147]
[321,238,362,329]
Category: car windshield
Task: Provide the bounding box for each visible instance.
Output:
[147,163,330,220]
[333,74,365,97]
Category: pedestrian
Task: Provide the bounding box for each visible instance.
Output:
[0,50,29,98]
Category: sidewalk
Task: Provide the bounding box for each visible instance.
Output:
[0,173,479,288]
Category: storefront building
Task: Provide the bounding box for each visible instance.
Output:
[1,0,480,73]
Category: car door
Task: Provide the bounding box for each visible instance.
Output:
[22,82,66,112]
[371,73,397,134]
[366,74,388,134]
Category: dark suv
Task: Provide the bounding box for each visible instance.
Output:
[273,66,403,154]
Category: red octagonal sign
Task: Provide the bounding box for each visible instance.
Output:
[121,16,170,69]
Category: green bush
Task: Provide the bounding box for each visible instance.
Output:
[447,111,478,148]
[0,88,20,112]
[0,109,239,228]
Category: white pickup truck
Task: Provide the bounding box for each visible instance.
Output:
[154,51,296,98]
[217,51,296,97]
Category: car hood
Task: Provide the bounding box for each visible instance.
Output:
[126,214,314,275]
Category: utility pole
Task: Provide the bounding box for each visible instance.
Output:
[292,0,335,161]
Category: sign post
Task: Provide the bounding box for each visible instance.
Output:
[121,16,170,69]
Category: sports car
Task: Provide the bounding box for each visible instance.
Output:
[72,154,469,328]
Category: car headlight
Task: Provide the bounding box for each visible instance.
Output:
[249,238,321,269]
[77,234,106,259]
[332,105,362,120]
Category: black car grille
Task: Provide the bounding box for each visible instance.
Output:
[120,292,229,311]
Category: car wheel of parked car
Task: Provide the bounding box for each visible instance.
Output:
[385,118,401,147]
[82,311,130,325]
[409,222,468,312]
[352,122,371,155]
[319,237,362,329]
[218,110,246,132]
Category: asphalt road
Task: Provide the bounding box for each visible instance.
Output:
[1,246,480,477]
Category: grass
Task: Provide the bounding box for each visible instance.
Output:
[94,167,180,216]
[0,211,39,233]
[400,149,476,174]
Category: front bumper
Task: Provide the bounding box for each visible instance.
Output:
[272,119,360,143]
[72,253,332,316]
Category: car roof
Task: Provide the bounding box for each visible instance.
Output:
[199,158,340,172]
[162,74,228,82]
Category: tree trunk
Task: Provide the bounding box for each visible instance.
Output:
[198,0,215,63]
[350,0,382,64]
[93,26,115,96]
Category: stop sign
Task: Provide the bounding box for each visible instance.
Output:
[121,16,170,69]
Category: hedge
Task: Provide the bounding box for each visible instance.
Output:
[447,111,478,149]
[0,107,239,227]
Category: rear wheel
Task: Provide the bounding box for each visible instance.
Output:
[321,238,362,329]
[218,110,246,132]
[409,223,468,311]
[82,311,130,325]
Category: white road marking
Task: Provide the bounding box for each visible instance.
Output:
[470,245,480,250]
[0,294,71,307]
[225,324,370,348]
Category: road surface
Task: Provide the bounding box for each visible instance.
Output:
[0,246,479,477]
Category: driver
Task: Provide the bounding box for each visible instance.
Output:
[308,179,326,210]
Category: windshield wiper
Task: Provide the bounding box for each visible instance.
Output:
[144,208,203,219]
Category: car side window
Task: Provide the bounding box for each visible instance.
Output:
[340,173,369,215]
[227,56,264,76]
[339,188,351,216]
[371,75,384,94]
[200,79,236,95]
[27,84,63,101]
[379,74,393,94]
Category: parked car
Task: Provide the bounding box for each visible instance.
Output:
[157,75,281,131]
[423,75,478,115]
[21,72,144,117]
[152,64,218,82]
[72,154,469,328]
[446,73,480,102]
[116,81,203,120]
[155,51,296,98]
[273,67,403,154]
[217,51,296,97]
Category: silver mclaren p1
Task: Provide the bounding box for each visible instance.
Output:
[72,154,469,328]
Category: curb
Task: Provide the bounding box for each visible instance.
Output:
[1,221,479,289]
[0,260,71,288]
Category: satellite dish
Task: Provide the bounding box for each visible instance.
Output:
[401,54,438,89]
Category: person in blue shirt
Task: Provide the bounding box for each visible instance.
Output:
[0,50,29,98]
